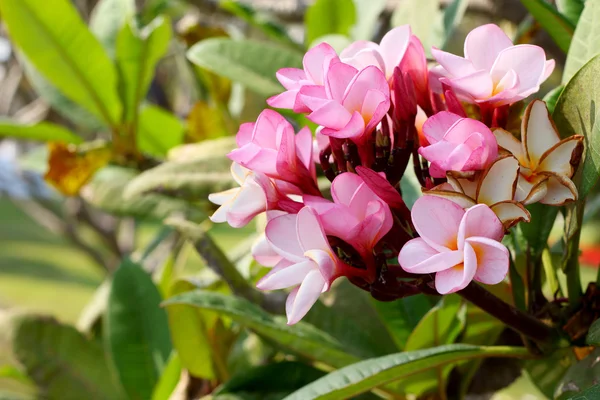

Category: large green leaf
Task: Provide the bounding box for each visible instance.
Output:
[163,291,360,369]
[283,344,530,400]
[12,316,126,400]
[151,352,181,400]
[391,0,442,57]
[371,294,435,350]
[124,138,234,200]
[89,0,136,57]
[105,259,172,400]
[555,348,600,399]
[187,38,303,96]
[116,17,171,125]
[351,0,386,40]
[563,0,600,83]
[137,104,185,157]
[557,0,587,25]
[566,383,600,400]
[441,0,469,48]
[0,0,122,126]
[520,0,575,53]
[586,318,600,345]
[553,54,600,197]
[305,0,356,45]
[82,166,206,221]
[0,120,81,144]
[543,85,564,114]
[519,203,560,259]
[526,347,577,398]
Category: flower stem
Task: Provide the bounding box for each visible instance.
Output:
[458,282,556,345]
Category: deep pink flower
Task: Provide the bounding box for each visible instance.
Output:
[304,172,392,274]
[267,43,340,113]
[300,64,390,144]
[398,196,509,294]
[258,207,348,324]
[419,111,498,178]
[228,109,319,195]
[430,24,554,106]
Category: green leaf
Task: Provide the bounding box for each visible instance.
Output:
[557,0,587,28]
[391,0,442,57]
[520,0,575,53]
[89,0,136,57]
[214,362,325,397]
[116,16,172,125]
[0,365,32,386]
[151,352,182,400]
[0,0,122,126]
[525,347,577,398]
[519,203,560,259]
[586,318,600,345]
[283,344,531,400]
[442,0,469,48]
[554,348,600,399]
[137,105,185,157]
[305,0,356,45]
[309,34,353,53]
[0,120,82,144]
[371,294,435,350]
[351,0,386,40]
[163,291,360,369]
[166,280,216,379]
[124,137,235,200]
[543,85,564,114]
[563,0,600,83]
[553,54,600,197]
[12,316,126,400]
[105,259,172,400]
[187,38,303,96]
[82,166,206,220]
[566,383,600,400]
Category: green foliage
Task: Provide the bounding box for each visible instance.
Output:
[351,0,386,40]
[543,85,564,114]
[187,38,303,96]
[557,0,587,28]
[442,0,469,48]
[555,348,600,399]
[566,383,600,400]
[391,0,441,56]
[151,352,182,400]
[0,0,122,126]
[89,0,136,57]
[586,318,600,345]
[563,0,600,83]
[519,203,560,259]
[116,16,172,125]
[137,105,185,157]
[0,121,81,144]
[305,0,356,45]
[284,344,531,400]
[163,291,360,369]
[554,54,600,197]
[520,0,575,53]
[104,259,172,400]
[525,347,577,398]
[12,316,126,400]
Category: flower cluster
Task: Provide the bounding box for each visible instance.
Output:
[209,24,583,324]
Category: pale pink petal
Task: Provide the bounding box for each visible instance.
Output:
[399,238,464,273]
[208,188,237,206]
[295,126,314,172]
[298,85,329,112]
[342,66,389,114]
[267,90,302,111]
[435,243,477,294]
[422,111,463,144]
[286,269,326,324]
[362,90,391,133]
[411,195,464,252]
[254,109,287,148]
[296,207,331,253]
[457,204,504,249]
[251,234,282,267]
[285,287,299,320]
[442,71,494,100]
[431,47,477,77]
[331,172,363,205]
[304,42,338,85]
[256,260,315,290]
[236,122,255,147]
[491,45,547,94]
[355,166,405,209]
[401,36,429,104]
[276,68,307,89]
[355,200,392,246]
[226,180,268,228]
[266,213,305,262]
[307,101,352,130]
[229,144,279,176]
[379,25,412,76]
[467,237,509,285]
[542,59,555,82]
[429,65,450,93]
[341,47,386,75]
[523,100,560,168]
[321,111,366,140]
[464,24,513,71]
[325,62,358,102]
[340,40,379,59]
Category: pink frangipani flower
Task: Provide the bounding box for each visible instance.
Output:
[419,111,498,178]
[399,196,509,294]
[430,24,555,107]
[304,172,392,276]
[228,109,320,195]
[258,207,356,324]
[301,64,390,143]
[267,43,339,113]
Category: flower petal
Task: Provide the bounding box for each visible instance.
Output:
[467,236,509,285]
[522,100,560,169]
[325,62,358,102]
[399,238,463,273]
[379,25,412,76]
[331,171,363,206]
[422,111,463,144]
[493,128,527,165]
[476,155,519,205]
[286,269,326,324]
[431,47,477,77]
[342,66,389,114]
[307,101,352,130]
[442,71,494,101]
[266,213,305,262]
[537,135,584,177]
[303,42,338,85]
[424,190,477,209]
[276,68,307,89]
[490,201,531,229]
[458,204,504,247]
[464,24,513,71]
[251,234,282,267]
[411,195,464,252]
[539,172,578,205]
[490,45,547,93]
[435,243,477,294]
[256,260,315,290]
[296,207,331,253]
